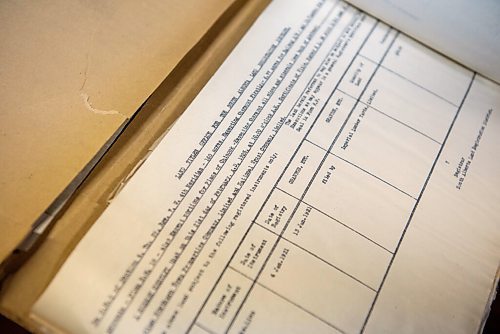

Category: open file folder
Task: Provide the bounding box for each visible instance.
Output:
[1,0,499,333]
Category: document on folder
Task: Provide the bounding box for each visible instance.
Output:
[32,0,500,333]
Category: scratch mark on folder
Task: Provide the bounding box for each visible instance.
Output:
[80,92,124,116]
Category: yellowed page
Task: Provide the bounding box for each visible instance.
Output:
[32,0,500,333]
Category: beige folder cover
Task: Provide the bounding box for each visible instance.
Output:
[0,0,239,263]
[0,0,270,331]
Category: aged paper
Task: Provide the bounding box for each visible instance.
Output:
[32,0,500,333]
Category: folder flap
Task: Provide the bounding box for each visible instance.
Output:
[0,0,236,262]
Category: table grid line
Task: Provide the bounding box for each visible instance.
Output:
[330,152,417,200]
[251,220,379,291]
[358,54,460,107]
[273,186,393,253]
[359,72,477,333]
[303,137,418,199]
[184,7,369,334]
[228,266,346,334]
[136,3,346,330]
[225,20,384,334]
[336,88,443,145]
[225,27,398,334]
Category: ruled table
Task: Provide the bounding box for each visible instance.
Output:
[189,9,473,334]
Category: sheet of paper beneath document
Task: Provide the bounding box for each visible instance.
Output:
[32,1,500,333]
[347,0,500,84]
